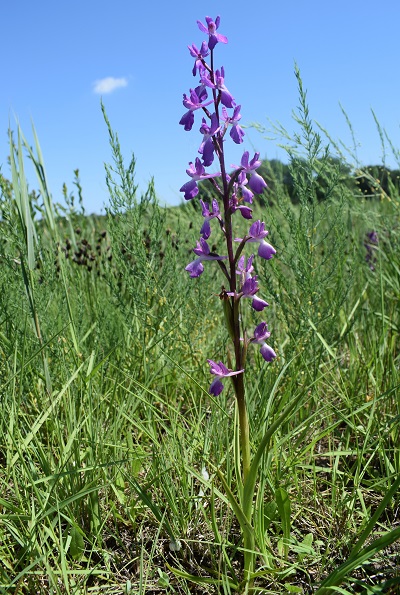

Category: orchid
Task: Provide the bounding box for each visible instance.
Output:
[236,220,277,260]
[207,359,244,396]
[198,113,220,166]
[180,157,221,200]
[235,151,268,194]
[241,277,269,311]
[200,198,221,239]
[236,254,254,282]
[251,322,277,361]
[221,105,244,144]
[235,170,254,203]
[228,276,269,312]
[229,196,253,219]
[188,41,209,75]
[200,67,235,108]
[197,15,228,50]
[179,18,278,587]
[185,238,227,278]
[179,85,213,131]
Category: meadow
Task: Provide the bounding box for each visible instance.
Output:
[0,93,399,594]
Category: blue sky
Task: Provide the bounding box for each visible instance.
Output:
[2,0,400,213]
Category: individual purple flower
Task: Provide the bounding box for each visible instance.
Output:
[199,113,220,166]
[238,171,254,203]
[364,230,379,271]
[221,105,244,144]
[235,151,267,194]
[185,238,227,278]
[236,254,254,282]
[241,276,269,311]
[200,198,221,239]
[201,67,235,108]
[188,42,209,76]
[180,157,221,200]
[251,322,276,362]
[179,85,213,131]
[207,359,244,396]
[229,196,253,219]
[366,230,379,245]
[235,220,276,260]
[197,16,228,50]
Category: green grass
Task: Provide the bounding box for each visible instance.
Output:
[0,105,399,594]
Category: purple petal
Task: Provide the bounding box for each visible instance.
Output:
[208,34,218,50]
[249,152,261,169]
[185,259,204,278]
[220,90,235,108]
[251,296,269,311]
[208,359,225,375]
[241,185,254,203]
[209,378,224,396]
[230,125,245,144]
[249,171,267,194]
[188,44,199,57]
[253,322,270,342]
[215,32,228,44]
[200,219,211,239]
[193,237,210,257]
[202,137,215,166]
[179,111,195,131]
[180,179,198,200]
[197,20,209,34]
[260,344,277,362]
[211,198,220,216]
[237,205,253,219]
[200,199,210,217]
[249,220,267,239]
[258,241,276,260]
[241,151,250,169]
[242,277,258,297]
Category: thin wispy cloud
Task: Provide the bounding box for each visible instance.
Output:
[93,76,128,94]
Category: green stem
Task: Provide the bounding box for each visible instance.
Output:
[234,345,250,484]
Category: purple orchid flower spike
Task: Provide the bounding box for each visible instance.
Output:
[221,105,244,144]
[200,198,221,239]
[238,151,268,194]
[179,85,213,131]
[201,67,235,108]
[180,157,221,200]
[197,16,228,50]
[236,220,276,260]
[188,41,209,75]
[251,322,276,362]
[185,238,227,278]
[207,359,244,396]
[241,277,269,311]
[199,113,220,166]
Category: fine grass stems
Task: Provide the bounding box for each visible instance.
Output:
[0,72,399,593]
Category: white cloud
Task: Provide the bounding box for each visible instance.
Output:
[93,76,128,94]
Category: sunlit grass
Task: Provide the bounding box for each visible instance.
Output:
[0,102,399,593]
